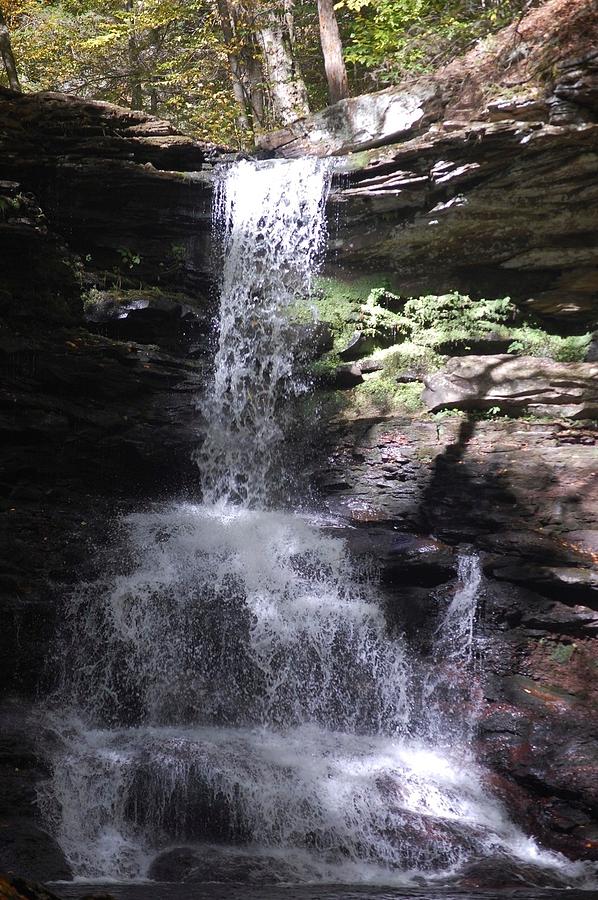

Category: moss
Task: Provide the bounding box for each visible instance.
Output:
[507,328,591,362]
[300,281,592,423]
[550,643,576,664]
[309,352,343,378]
[375,342,446,376]
[403,292,515,330]
[353,374,424,415]
[291,272,402,349]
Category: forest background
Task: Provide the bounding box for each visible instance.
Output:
[1,0,532,147]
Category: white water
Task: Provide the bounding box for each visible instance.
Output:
[39,160,591,887]
[198,159,330,507]
[422,552,483,745]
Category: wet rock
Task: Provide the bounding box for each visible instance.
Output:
[334,528,456,587]
[126,766,248,844]
[0,819,71,882]
[148,845,296,884]
[291,322,334,359]
[492,562,598,604]
[0,704,72,883]
[452,856,572,889]
[0,877,64,900]
[422,355,598,417]
[83,289,211,356]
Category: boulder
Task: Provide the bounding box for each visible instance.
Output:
[319,362,363,389]
[148,845,296,884]
[0,820,71,883]
[422,355,598,417]
[257,80,442,157]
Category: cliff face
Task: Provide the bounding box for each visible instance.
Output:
[263,0,598,324]
[269,0,597,863]
[312,411,597,862]
[0,0,597,880]
[0,89,226,880]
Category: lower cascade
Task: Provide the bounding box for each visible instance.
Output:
[39,159,593,887]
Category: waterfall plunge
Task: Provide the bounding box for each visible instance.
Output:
[199,159,330,507]
[39,160,588,887]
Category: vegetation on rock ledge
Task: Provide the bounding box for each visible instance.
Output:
[299,278,593,419]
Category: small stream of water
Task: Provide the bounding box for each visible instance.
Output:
[39,159,595,892]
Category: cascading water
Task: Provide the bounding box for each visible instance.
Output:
[39,159,592,888]
[198,159,329,507]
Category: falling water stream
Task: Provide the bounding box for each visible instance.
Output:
[41,160,595,893]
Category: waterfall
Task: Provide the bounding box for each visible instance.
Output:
[39,160,589,887]
[198,159,330,507]
[422,551,483,745]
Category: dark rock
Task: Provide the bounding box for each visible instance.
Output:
[0,90,225,296]
[451,857,571,889]
[434,333,513,356]
[492,563,598,605]
[0,704,72,883]
[320,362,363,389]
[0,819,71,882]
[586,331,598,361]
[126,765,247,844]
[317,415,598,540]
[0,876,64,900]
[422,355,598,417]
[338,331,375,361]
[83,288,211,356]
[148,845,296,884]
[292,322,334,358]
[554,65,598,113]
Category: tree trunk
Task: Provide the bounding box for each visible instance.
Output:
[126,0,143,109]
[317,0,349,105]
[256,3,310,126]
[0,8,21,92]
[215,0,252,132]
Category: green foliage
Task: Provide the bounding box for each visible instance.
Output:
[307,281,591,420]
[507,328,591,362]
[307,273,400,348]
[334,0,531,85]
[117,247,141,269]
[352,375,424,415]
[3,0,251,145]
[1,0,536,142]
[377,342,444,376]
[402,291,515,333]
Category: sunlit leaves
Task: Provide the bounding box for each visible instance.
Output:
[1,0,533,143]
[334,0,530,84]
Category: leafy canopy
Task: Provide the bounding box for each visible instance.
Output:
[2,0,533,144]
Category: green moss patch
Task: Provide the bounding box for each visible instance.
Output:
[297,282,592,421]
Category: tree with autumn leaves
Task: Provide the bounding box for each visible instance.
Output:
[0,0,531,146]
